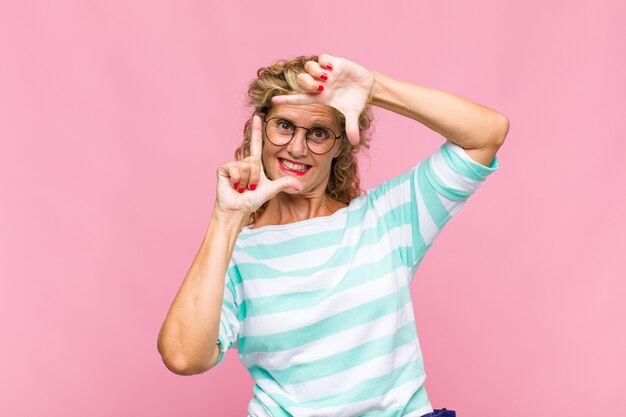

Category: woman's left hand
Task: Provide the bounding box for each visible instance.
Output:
[271,53,375,145]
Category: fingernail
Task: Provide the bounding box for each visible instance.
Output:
[326,63,333,70]
[320,72,328,81]
[249,184,256,190]
[238,187,244,193]
[317,84,324,92]
[234,182,239,189]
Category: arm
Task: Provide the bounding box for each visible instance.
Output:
[271,53,509,168]
[370,71,509,167]
[157,210,247,375]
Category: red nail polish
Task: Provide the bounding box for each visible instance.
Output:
[249,184,256,190]
[238,188,244,193]
[320,72,328,81]
[317,85,324,92]
[326,63,333,70]
[234,182,238,189]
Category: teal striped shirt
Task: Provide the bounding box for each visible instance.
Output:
[215,140,499,417]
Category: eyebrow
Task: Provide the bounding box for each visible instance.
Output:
[273,115,336,130]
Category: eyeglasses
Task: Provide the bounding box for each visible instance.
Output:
[262,116,344,155]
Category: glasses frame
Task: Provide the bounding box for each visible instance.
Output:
[262,116,344,155]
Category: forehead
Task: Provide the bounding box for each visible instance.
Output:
[268,104,340,127]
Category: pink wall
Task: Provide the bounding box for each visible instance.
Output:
[1,1,624,416]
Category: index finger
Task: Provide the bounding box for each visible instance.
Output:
[250,114,263,157]
[271,93,316,106]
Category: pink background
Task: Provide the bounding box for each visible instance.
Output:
[1,1,624,416]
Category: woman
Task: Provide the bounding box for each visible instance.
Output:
[158,53,508,417]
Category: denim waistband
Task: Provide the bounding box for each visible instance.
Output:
[421,409,456,417]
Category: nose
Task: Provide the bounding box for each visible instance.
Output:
[287,127,309,157]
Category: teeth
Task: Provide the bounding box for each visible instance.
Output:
[280,159,310,172]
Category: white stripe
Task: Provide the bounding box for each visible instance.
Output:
[366,174,412,214]
[406,404,435,417]
[437,192,466,218]
[219,282,240,348]
[248,392,277,417]
[414,168,440,246]
[219,304,238,339]
[234,244,338,271]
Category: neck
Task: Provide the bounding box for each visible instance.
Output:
[256,192,346,228]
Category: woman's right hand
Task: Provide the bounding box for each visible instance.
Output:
[214,115,303,219]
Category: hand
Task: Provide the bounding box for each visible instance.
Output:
[271,53,375,145]
[215,115,303,217]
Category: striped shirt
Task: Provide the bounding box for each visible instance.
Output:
[215,140,500,417]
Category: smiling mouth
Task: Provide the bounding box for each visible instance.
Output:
[278,158,311,175]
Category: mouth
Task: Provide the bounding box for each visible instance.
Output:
[278,158,312,176]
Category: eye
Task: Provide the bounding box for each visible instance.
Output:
[275,119,294,133]
[308,127,332,142]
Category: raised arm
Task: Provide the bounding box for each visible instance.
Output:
[157,116,302,375]
[272,53,509,167]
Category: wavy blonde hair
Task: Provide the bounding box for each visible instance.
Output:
[235,55,373,226]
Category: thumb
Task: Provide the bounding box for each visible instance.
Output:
[344,111,361,145]
[264,176,303,198]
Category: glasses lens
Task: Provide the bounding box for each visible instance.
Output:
[306,127,336,154]
[266,118,295,145]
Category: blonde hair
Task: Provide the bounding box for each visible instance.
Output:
[235,55,373,226]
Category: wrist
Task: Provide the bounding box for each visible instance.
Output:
[368,71,382,105]
[211,205,250,230]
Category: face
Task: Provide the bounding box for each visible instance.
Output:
[261,103,344,196]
